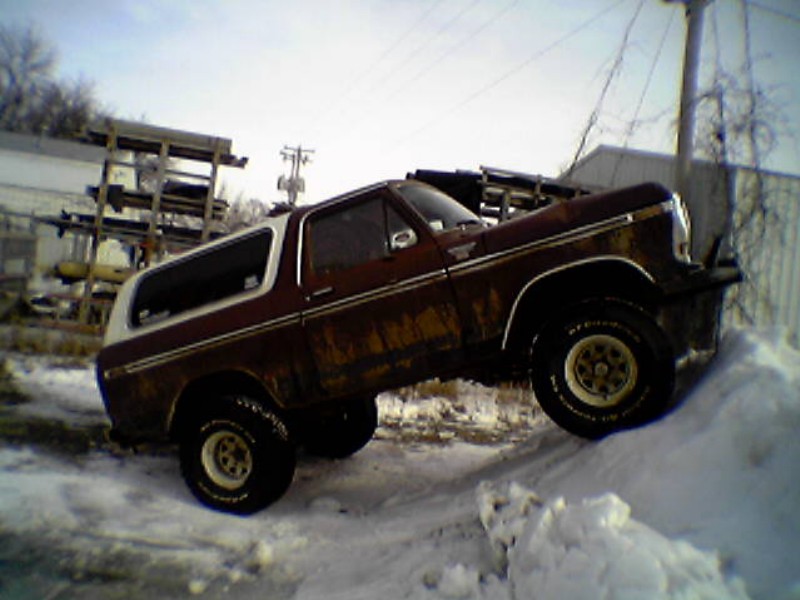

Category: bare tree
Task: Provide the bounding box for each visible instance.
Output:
[0,24,54,129]
[225,194,273,232]
[0,24,105,138]
[693,1,795,329]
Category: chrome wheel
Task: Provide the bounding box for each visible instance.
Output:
[565,334,638,408]
[201,429,253,490]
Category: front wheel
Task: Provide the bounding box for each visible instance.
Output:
[179,396,295,514]
[530,300,675,439]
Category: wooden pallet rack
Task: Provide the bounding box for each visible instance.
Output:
[76,118,247,324]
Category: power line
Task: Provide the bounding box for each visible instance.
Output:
[611,7,676,185]
[379,0,485,86]
[312,0,486,145]
[307,0,446,134]
[314,0,494,149]
[565,0,645,179]
[747,0,800,25]
[395,0,628,148]
[329,0,520,146]
[383,0,520,99]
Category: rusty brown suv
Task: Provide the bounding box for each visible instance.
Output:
[97,179,739,513]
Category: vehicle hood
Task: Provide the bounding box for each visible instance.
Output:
[482,182,672,254]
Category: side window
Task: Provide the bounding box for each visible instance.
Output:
[306,197,417,278]
[131,229,272,327]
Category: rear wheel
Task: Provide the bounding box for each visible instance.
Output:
[179,396,295,514]
[302,396,378,459]
[530,300,674,439]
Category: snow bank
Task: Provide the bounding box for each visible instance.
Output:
[472,482,748,600]
[419,329,800,600]
[528,329,800,598]
[5,356,103,424]
[1,328,798,599]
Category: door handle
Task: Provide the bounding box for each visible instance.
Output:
[447,242,476,261]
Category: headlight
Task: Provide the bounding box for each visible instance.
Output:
[671,193,692,263]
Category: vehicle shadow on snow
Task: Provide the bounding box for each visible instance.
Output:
[0,368,107,461]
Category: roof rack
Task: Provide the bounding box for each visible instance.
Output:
[409,166,599,222]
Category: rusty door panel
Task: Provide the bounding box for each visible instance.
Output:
[300,196,463,397]
[98,282,314,434]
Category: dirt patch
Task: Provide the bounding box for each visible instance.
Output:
[0,357,108,457]
[0,411,108,457]
[0,324,102,357]
[0,360,26,406]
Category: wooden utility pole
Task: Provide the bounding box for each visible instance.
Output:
[665,0,711,205]
[278,145,314,205]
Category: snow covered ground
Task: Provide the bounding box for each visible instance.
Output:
[0,328,798,599]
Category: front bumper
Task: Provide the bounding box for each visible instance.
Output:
[661,262,743,299]
[658,260,743,355]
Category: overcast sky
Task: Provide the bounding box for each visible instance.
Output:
[3,0,799,203]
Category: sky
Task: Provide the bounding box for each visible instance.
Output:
[3,0,799,204]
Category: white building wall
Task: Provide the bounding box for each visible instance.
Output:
[0,149,100,197]
[0,134,135,294]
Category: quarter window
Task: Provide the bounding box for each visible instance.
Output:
[131,229,272,327]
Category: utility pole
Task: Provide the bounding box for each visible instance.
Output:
[664,0,711,205]
[278,145,314,205]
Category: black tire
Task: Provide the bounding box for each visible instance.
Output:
[179,396,295,514]
[302,396,378,459]
[530,300,675,439]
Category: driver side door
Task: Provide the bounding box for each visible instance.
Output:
[300,190,462,398]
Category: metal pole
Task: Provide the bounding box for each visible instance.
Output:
[670,0,710,204]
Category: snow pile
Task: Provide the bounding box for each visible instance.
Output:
[528,328,800,598]
[416,329,800,600]
[473,482,748,600]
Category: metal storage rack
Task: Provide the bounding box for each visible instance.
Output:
[75,118,248,324]
[410,166,597,223]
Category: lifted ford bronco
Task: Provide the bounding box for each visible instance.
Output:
[97,179,739,513]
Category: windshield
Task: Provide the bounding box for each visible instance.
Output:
[395,183,483,233]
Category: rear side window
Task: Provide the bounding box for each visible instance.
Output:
[131,229,272,327]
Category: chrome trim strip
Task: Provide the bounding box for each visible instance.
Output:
[451,214,633,276]
[105,269,449,379]
[302,269,449,320]
[450,201,671,277]
[107,200,672,377]
[105,313,301,379]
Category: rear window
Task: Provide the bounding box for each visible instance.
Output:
[131,229,272,327]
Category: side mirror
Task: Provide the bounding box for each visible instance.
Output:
[389,229,418,251]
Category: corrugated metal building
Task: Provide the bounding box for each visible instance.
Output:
[565,145,800,347]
